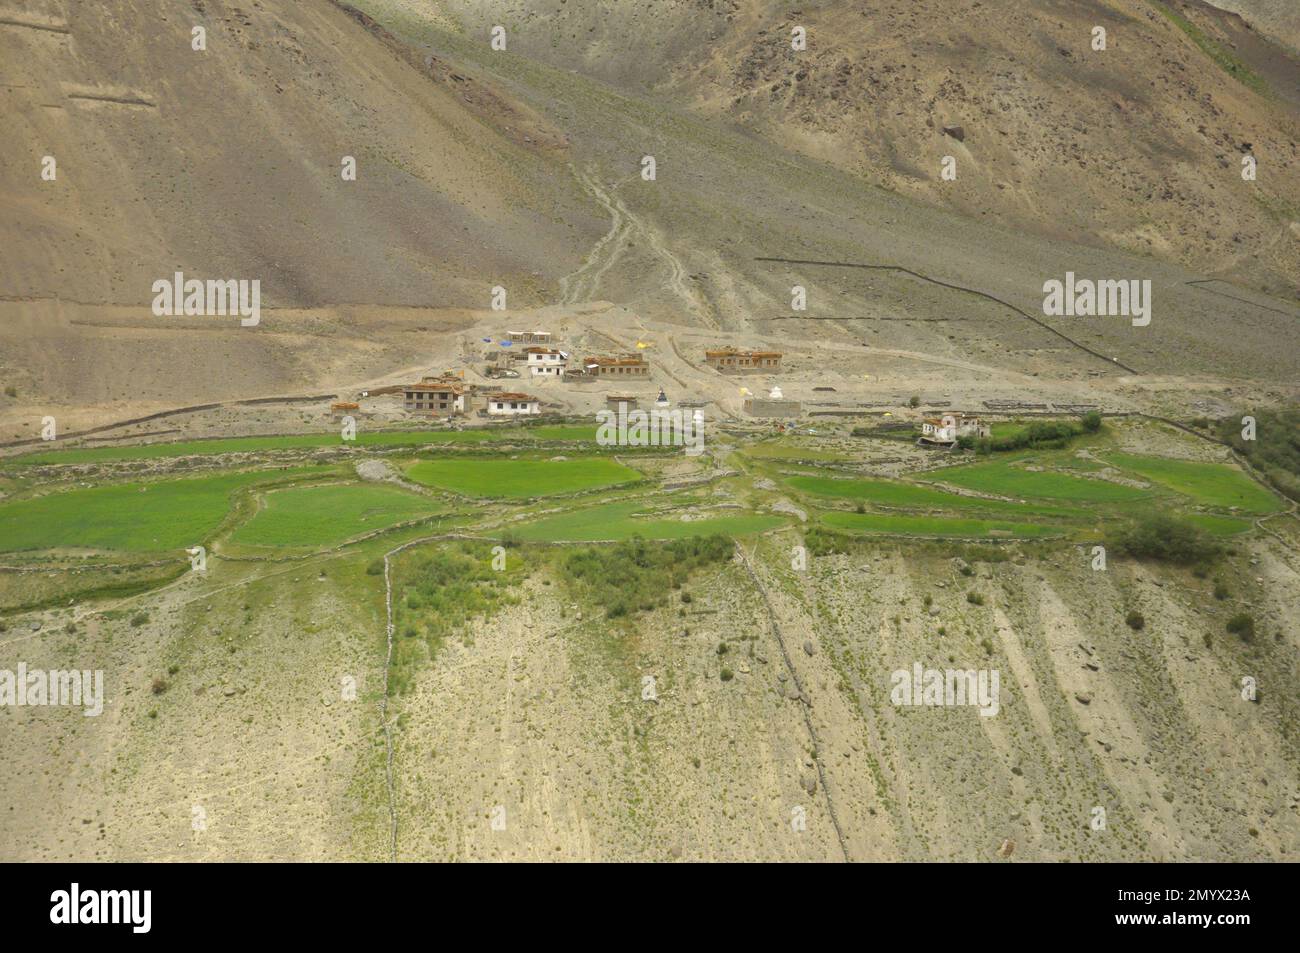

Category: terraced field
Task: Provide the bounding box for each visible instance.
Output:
[785,474,1087,520]
[920,459,1150,504]
[1105,453,1282,514]
[7,430,497,465]
[0,467,332,554]
[511,500,786,541]
[405,456,642,498]
[230,483,443,549]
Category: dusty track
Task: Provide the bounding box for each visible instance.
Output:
[563,166,721,330]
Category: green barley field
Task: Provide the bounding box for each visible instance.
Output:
[0,467,330,553]
[6,430,497,466]
[1105,453,1280,514]
[230,483,442,548]
[3,424,611,468]
[785,474,1088,519]
[921,459,1149,503]
[405,456,641,498]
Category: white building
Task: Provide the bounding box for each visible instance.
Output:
[486,392,541,416]
[525,346,568,378]
[919,413,991,446]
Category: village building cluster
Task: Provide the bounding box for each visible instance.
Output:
[381,336,797,420]
[342,330,989,443]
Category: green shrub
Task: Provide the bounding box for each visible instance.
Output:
[1108,514,1220,566]
[1218,406,1300,503]
[719,667,734,682]
[1126,611,1145,631]
[966,592,984,606]
[388,542,521,694]
[1226,613,1255,641]
[563,535,733,621]
[980,418,1090,453]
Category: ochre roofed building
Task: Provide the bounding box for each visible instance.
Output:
[704,348,782,372]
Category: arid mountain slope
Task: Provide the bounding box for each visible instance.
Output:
[412,0,1300,296]
[1205,0,1300,50]
[0,0,590,308]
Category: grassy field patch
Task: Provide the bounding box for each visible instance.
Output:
[1183,513,1253,536]
[231,483,442,548]
[8,430,497,466]
[922,460,1148,503]
[786,474,1087,519]
[1106,453,1280,514]
[405,456,640,498]
[0,468,329,554]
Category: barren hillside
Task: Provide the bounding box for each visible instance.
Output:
[0,0,594,308]
[406,0,1300,296]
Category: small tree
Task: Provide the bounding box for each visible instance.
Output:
[1226,613,1255,641]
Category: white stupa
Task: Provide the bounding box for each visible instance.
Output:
[769,384,784,400]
